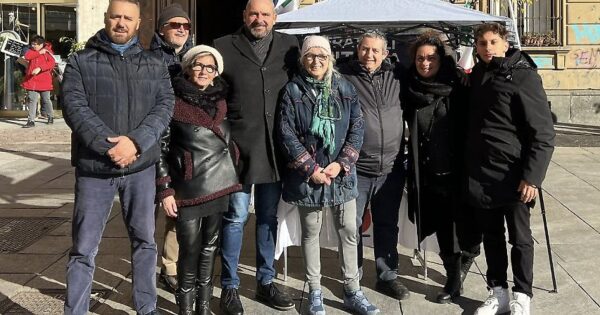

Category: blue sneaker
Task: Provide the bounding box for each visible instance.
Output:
[343,290,380,315]
[308,289,326,315]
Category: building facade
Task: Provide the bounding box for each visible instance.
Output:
[3,0,596,125]
[470,0,600,126]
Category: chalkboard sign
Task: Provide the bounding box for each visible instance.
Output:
[1,37,27,57]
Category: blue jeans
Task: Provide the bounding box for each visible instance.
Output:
[65,167,157,315]
[355,169,404,281]
[220,182,282,288]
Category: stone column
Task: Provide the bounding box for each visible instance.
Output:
[76,0,110,43]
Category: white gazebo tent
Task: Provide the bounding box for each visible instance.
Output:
[277,0,510,34]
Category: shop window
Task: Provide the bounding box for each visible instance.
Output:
[43,4,76,58]
[489,0,561,47]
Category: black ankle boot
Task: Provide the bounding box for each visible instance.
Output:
[176,287,196,315]
[460,254,475,285]
[22,120,35,128]
[47,117,54,124]
[436,253,462,304]
[195,283,212,315]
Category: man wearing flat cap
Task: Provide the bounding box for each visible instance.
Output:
[150,3,194,293]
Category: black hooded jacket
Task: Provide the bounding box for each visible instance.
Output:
[149,32,193,78]
[466,48,555,209]
[338,59,404,177]
[61,30,174,176]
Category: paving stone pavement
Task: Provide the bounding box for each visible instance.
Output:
[0,117,599,314]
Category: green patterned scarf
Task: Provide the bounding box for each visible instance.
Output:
[302,71,338,155]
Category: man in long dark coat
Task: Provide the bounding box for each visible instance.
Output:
[213,0,299,314]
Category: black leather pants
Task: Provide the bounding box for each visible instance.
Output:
[176,212,222,291]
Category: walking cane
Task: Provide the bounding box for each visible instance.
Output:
[538,186,558,293]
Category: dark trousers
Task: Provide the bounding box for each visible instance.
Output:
[65,167,157,315]
[355,169,404,281]
[176,211,223,291]
[475,202,534,297]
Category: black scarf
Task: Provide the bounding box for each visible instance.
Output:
[406,67,453,109]
[172,75,228,118]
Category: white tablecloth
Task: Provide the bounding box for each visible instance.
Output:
[274,191,439,260]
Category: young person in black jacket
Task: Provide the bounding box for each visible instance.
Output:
[156,45,241,314]
[404,31,479,304]
[467,23,555,315]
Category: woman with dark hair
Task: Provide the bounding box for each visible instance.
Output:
[277,35,379,315]
[21,35,56,128]
[403,31,476,304]
[155,45,241,314]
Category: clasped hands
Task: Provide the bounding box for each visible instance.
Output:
[106,136,139,169]
[310,162,342,185]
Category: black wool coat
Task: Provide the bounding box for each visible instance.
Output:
[403,57,468,238]
[466,49,555,209]
[213,28,299,185]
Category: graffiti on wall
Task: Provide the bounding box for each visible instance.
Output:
[568,25,600,45]
[540,69,600,89]
[569,47,600,68]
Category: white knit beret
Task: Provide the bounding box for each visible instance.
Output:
[301,35,332,57]
[181,45,224,74]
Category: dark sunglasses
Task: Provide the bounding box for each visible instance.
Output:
[191,63,218,74]
[164,22,191,31]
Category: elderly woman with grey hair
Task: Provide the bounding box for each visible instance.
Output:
[277,35,379,315]
[155,45,241,314]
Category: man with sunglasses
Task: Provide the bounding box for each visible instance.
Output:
[213,0,299,314]
[338,30,410,300]
[150,4,194,78]
[149,3,194,294]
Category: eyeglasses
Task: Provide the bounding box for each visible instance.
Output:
[164,22,191,31]
[191,63,218,74]
[305,54,328,62]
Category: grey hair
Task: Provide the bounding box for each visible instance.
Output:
[358,30,388,51]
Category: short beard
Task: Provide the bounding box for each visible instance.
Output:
[247,25,270,39]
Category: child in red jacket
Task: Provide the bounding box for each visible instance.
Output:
[21,35,56,128]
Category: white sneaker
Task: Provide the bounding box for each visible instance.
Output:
[510,292,531,315]
[474,287,510,315]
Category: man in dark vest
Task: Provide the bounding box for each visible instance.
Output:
[213,0,298,313]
